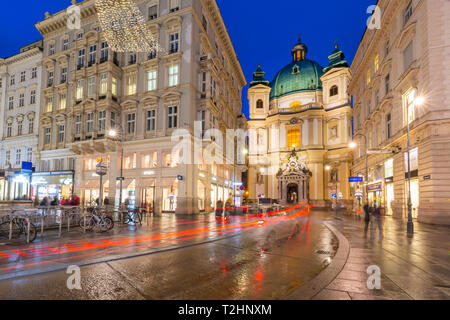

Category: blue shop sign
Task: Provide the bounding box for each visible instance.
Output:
[349,177,363,183]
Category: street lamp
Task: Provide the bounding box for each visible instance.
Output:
[350,134,369,208]
[404,94,425,238]
[108,125,125,208]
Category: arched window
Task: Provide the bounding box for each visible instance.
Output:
[287,129,301,148]
[330,85,339,97]
[256,99,264,109]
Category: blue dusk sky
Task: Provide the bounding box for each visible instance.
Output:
[0,0,376,117]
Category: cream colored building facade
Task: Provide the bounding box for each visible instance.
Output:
[34,0,246,213]
[247,39,353,205]
[350,0,450,225]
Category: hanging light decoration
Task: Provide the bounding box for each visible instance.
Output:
[95,0,164,53]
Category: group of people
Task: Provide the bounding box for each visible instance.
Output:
[361,204,384,240]
[39,195,80,207]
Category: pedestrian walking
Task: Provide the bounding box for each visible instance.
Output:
[372,206,384,241]
[364,204,370,236]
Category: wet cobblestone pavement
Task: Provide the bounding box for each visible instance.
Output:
[0,207,339,300]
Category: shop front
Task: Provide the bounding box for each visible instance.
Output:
[31,170,74,202]
[119,179,136,209]
[82,179,109,206]
[368,182,383,208]
[384,159,394,216]
[162,179,178,212]
[140,178,155,212]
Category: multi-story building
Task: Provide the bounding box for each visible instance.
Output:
[0,41,43,201]
[34,0,246,213]
[349,0,450,225]
[247,38,353,206]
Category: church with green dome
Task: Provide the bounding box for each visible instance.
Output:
[247,37,354,206]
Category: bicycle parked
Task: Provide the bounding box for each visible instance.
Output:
[121,208,143,225]
[80,207,114,232]
[0,215,37,243]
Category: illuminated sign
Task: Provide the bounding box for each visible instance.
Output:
[368,183,382,191]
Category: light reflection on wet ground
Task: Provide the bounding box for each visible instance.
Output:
[0,208,338,300]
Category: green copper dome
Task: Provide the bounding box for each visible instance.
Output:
[269,59,324,100]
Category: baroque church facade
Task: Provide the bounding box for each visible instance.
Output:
[247,38,353,205]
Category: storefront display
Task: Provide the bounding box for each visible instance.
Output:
[31,171,74,202]
[162,179,178,212]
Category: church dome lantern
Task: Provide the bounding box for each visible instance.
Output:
[292,35,308,63]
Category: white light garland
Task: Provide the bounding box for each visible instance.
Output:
[95,0,165,53]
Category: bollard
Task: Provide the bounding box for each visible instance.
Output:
[9,216,13,240]
[67,210,71,232]
[41,214,44,236]
[26,218,30,244]
[83,215,86,234]
[58,212,62,238]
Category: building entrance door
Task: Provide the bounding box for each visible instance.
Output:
[287,183,298,204]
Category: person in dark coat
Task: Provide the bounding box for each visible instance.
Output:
[372,206,383,241]
[364,204,371,236]
[50,196,59,206]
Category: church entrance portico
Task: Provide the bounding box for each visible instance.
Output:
[277,150,312,205]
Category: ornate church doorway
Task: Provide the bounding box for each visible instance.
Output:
[287,183,298,203]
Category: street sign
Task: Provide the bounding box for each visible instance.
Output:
[95,162,107,176]
[21,161,33,173]
[116,177,125,181]
[177,175,183,181]
[349,177,363,183]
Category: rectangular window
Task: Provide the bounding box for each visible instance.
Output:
[19,93,25,107]
[17,121,23,136]
[15,149,21,165]
[49,43,55,56]
[201,72,207,93]
[89,45,97,65]
[10,75,15,85]
[76,79,84,100]
[28,119,34,134]
[385,74,390,95]
[77,33,83,40]
[127,113,136,134]
[27,148,33,162]
[366,69,371,85]
[61,67,67,83]
[146,109,156,131]
[5,151,10,165]
[59,92,67,110]
[88,76,96,97]
[110,112,116,128]
[0,79,2,88]
[46,96,53,112]
[8,96,13,110]
[86,112,94,133]
[168,64,179,87]
[58,124,65,143]
[210,77,216,98]
[63,38,69,51]
[20,71,26,82]
[78,48,85,68]
[98,110,106,132]
[168,106,178,129]
[100,73,108,95]
[169,33,179,54]
[112,77,117,96]
[30,90,36,104]
[374,54,379,73]
[201,110,206,132]
[44,128,51,145]
[142,151,158,168]
[7,123,12,138]
[75,115,82,135]
[100,42,109,61]
[403,41,413,71]
[129,53,137,65]
[169,0,180,12]
[404,2,413,25]
[405,90,416,124]
[48,71,53,87]
[31,67,37,79]
[127,74,137,95]
[386,113,392,139]
[404,147,418,172]
[148,5,158,20]
[147,69,157,91]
